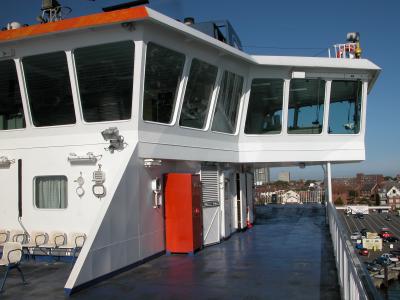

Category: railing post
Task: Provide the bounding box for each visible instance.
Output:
[326,162,333,203]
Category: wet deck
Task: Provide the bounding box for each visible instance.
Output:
[1,204,340,299]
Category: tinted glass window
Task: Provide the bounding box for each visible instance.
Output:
[75,41,134,122]
[211,71,243,134]
[288,79,325,134]
[245,79,284,134]
[35,176,68,209]
[143,43,185,123]
[179,59,218,129]
[0,60,25,130]
[328,80,362,134]
[23,52,75,127]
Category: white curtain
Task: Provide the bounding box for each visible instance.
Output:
[35,176,67,209]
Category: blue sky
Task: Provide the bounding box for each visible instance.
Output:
[0,0,398,179]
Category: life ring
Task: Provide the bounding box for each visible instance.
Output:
[76,186,85,198]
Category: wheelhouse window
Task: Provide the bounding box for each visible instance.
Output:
[288,79,325,134]
[211,71,243,134]
[245,79,284,134]
[35,176,68,209]
[0,60,25,130]
[328,80,362,134]
[179,59,218,129]
[23,52,75,127]
[74,41,134,122]
[143,43,185,124]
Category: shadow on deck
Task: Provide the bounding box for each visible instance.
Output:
[0,204,340,299]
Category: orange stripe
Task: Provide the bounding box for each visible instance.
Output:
[0,6,148,42]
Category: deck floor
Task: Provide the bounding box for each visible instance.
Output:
[0,204,340,299]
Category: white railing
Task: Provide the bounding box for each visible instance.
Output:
[327,202,382,300]
[330,43,357,59]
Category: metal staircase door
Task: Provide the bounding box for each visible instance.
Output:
[201,168,221,246]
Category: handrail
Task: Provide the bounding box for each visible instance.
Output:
[327,202,382,300]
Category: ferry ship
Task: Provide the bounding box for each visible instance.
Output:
[0,0,380,295]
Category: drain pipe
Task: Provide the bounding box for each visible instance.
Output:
[17,159,29,241]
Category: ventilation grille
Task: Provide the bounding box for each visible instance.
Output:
[201,169,219,205]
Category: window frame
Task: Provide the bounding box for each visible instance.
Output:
[0,58,27,131]
[33,175,68,210]
[72,40,136,125]
[22,51,77,128]
[141,41,188,127]
[210,69,245,136]
[178,57,220,131]
[286,78,327,136]
[244,77,285,136]
[327,79,364,136]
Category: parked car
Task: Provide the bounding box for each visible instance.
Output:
[354,213,365,219]
[390,250,400,259]
[379,228,394,239]
[383,236,399,243]
[359,248,369,256]
[385,215,392,221]
[381,253,399,263]
[355,243,363,249]
[365,262,382,272]
[350,232,362,240]
[360,228,368,237]
[375,256,392,266]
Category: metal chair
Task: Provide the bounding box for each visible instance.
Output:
[58,232,86,265]
[21,231,48,260]
[0,242,27,293]
[38,231,66,260]
[0,230,9,247]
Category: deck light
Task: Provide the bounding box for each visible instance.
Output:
[292,71,305,79]
[101,127,126,153]
[144,159,162,167]
[68,152,101,164]
[0,156,15,169]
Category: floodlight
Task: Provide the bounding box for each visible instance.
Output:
[101,127,125,153]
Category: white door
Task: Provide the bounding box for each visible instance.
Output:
[201,168,221,246]
[239,173,247,229]
[220,171,233,238]
[246,172,254,224]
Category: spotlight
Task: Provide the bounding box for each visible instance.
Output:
[101,127,126,153]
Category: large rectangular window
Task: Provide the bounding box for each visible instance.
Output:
[35,176,68,209]
[245,79,284,134]
[179,59,218,129]
[143,43,185,124]
[74,41,134,122]
[288,79,325,134]
[211,71,243,134]
[0,60,25,130]
[328,80,362,134]
[23,52,76,127]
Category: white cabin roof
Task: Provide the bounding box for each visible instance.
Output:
[0,6,380,89]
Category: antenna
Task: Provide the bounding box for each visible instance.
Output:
[37,0,71,23]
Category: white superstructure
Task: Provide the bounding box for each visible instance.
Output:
[0,5,380,294]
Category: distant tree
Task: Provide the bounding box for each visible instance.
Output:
[347,198,355,205]
[348,190,358,198]
[335,197,344,206]
[273,180,290,188]
[384,176,394,181]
